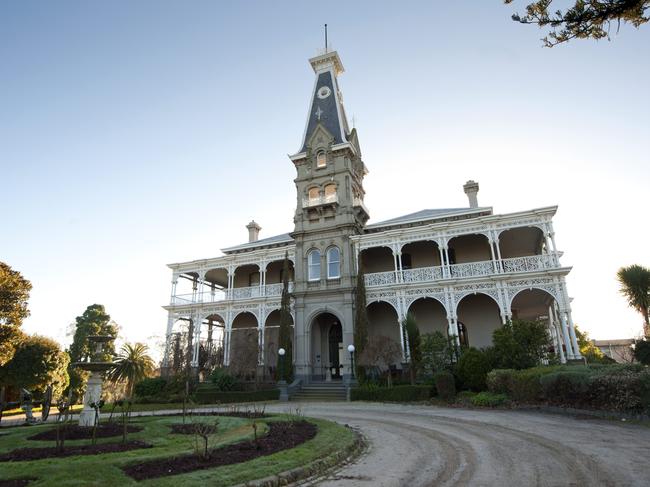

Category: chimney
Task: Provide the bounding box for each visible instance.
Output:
[246,220,261,242]
[463,180,479,208]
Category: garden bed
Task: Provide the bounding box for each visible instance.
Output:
[0,440,152,462]
[123,421,317,481]
[169,423,218,435]
[27,423,143,441]
[0,479,35,487]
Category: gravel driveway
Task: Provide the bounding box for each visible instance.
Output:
[266,402,650,487]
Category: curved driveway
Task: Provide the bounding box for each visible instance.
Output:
[266,402,650,487]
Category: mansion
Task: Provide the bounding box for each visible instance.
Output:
[161,49,582,383]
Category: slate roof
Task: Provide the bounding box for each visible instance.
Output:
[300,70,348,152]
[221,233,293,253]
[366,207,491,230]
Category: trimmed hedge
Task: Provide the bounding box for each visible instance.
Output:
[351,385,433,402]
[487,365,650,413]
[433,370,456,401]
[134,377,168,398]
[470,392,509,407]
[193,388,279,404]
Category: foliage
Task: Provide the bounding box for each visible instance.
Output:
[470,391,509,407]
[574,325,614,363]
[402,312,422,385]
[633,338,650,365]
[0,334,69,397]
[0,261,32,327]
[228,329,259,378]
[278,253,293,382]
[353,256,369,380]
[617,264,650,336]
[421,331,456,376]
[193,387,280,404]
[0,262,31,368]
[492,319,552,369]
[350,384,433,402]
[433,370,456,401]
[134,377,167,397]
[504,0,650,47]
[455,347,495,391]
[208,367,240,391]
[67,304,118,401]
[487,364,650,412]
[357,335,402,386]
[109,342,155,397]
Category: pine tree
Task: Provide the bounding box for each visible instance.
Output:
[278,253,293,382]
[353,256,369,379]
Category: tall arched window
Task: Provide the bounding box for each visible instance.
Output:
[324,184,336,203]
[308,249,321,281]
[327,247,341,279]
[316,150,327,168]
[308,187,320,205]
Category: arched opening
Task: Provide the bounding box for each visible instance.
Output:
[264,309,294,378]
[230,312,259,378]
[456,293,502,348]
[407,297,448,336]
[326,246,341,279]
[448,234,493,278]
[401,240,441,269]
[265,259,295,285]
[510,288,565,359]
[173,272,200,304]
[367,301,401,344]
[310,312,343,381]
[201,313,225,371]
[233,264,260,289]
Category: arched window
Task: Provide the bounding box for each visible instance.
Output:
[324,184,336,203]
[308,249,321,281]
[308,187,320,204]
[327,247,341,279]
[316,150,327,168]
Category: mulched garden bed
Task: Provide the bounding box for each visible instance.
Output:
[0,440,152,462]
[165,411,268,419]
[27,423,143,441]
[123,421,317,481]
[0,478,36,487]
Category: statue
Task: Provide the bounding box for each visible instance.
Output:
[21,389,36,424]
[41,384,53,422]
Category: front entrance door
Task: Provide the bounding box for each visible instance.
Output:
[328,322,343,379]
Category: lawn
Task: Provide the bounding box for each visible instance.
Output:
[0,413,356,487]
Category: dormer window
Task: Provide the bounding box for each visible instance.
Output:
[316,151,327,168]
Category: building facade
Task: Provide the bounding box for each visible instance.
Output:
[161,49,582,382]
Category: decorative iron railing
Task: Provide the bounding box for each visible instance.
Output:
[170,282,294,306]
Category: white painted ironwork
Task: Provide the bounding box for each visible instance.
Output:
[501,254,554,273]
[449,261,494,278]
[364,270,398,287]
[402,266,443,283]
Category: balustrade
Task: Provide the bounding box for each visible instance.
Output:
[364,254,557,288]
[170,282,294,306]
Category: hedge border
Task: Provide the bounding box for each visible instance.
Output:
[193,389,280,404]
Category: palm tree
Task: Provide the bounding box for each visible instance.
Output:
[617,265,650,337]
[109,343,155,397]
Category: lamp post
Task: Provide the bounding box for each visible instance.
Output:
[278,348,286,384]
[347,344,356,380]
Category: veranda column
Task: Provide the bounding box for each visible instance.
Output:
[191,311,202,367]
[549,305,566,363]
[558,309,575,360]
[438,246,447,278]
[443,247,451,277]
[258,305,265,366]
[549,230,560,265]
[223,310,232,366]
[446,316,461,348]
[488,236,499,273]
[161,312,175,369]
[565,310,582,359]
[396,295,408,362]
[392,246,400,283]
[397,251,404,282]
[494,236,504,272]
[227,269,234,300]
[170,274,178,304]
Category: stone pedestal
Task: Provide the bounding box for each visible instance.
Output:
[278,381,289,402]
[79,372,102,426]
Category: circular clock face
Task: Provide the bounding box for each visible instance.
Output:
[317,86,331,99]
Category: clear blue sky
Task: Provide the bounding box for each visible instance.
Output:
[2,1,649,355]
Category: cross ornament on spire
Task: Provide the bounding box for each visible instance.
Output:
[315,106,323,120]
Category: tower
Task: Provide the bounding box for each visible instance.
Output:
[289,48,369,383]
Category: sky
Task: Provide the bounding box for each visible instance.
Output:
[2,1,649,358]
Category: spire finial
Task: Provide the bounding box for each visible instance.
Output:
[324,24,328,53]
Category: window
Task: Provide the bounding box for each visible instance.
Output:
[308,187,320,204]
[327,247,341,279]
[324,184,336,203]
[316,151,327,168]
[308,249,321,281]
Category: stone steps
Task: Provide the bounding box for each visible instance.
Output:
[291,382,347,401]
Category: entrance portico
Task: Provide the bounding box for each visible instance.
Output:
[310,312,344,381]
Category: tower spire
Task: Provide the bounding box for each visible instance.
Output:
[324,24,328,52]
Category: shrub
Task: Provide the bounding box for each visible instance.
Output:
[193,388,279,404]
[470,392,509,407]
[134,377,167,398]
[486,369,515,394]
[492,319,552,369]
[350,384,433,402]
[208,368,239,391]
[421,331,457,375]
[634,339,650,365]
[433,370,456,401]
[540,371,591,406]
[455,347,493,391]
